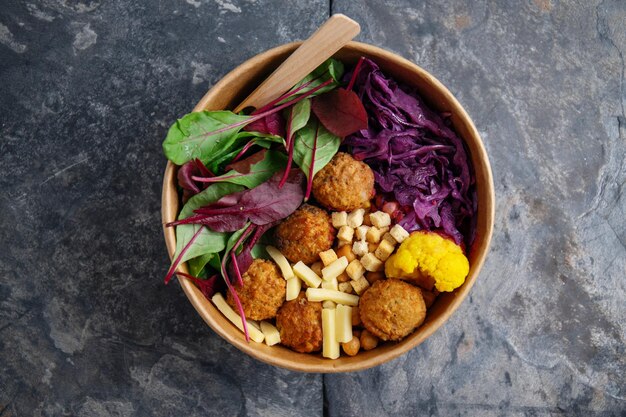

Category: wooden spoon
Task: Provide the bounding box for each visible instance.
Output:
[233,14,360,113]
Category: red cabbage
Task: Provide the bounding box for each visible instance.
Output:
[344,58,476,246]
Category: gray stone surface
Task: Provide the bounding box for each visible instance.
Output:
[326,0,626,416]
[0,1,326,416]
[0,0,624,416]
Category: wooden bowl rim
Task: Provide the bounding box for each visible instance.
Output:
[161,41,495,373]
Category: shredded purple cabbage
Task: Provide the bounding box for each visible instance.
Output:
[344,58,476,246]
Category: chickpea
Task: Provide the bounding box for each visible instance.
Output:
[337,272,350,283]
[365,271,385,285]
[310,261,323,277]
[352,329,362,338]
[422,289,438,308]
[335,245,356,262]
[360,329,379,351]
[341,336,360,356]
[351,306,362,326]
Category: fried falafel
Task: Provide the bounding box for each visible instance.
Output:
[226,259,286,321]
[312,152,375,211]
[274,204,335,265]
[276,292,323,353]
[359,279,426,341]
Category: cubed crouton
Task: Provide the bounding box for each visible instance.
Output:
[366,227,383,244]
[390,224,410,243]
[352,240,369,257]
[347,209,365,228]
[337,226,354,242]
[346,259,365,281]
[319,249,338,266]
[355,225,370,241]
[374,240,395,261]
[351,276,370,295]
[369,211,391,228]
[361,253,383,272]
[382,232,397,245]
[337,239,351,248]
[332,211,348,228]
[338,282,354,294]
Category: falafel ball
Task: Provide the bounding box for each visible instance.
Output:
[276,292,323,353]
[274,204,335,265]
[359,279,427,341]
[226,259,286,321]
[312,152,375,211]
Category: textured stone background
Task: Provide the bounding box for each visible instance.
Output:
[0,0,624,416]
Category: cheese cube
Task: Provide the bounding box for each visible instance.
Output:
[321,276,339,291]
[337,226,354,242]
[355,225,370,241]
[352,240,369,257]
[338,282,354,294]
[370,211,391,228]
[390,224,410,243]
[260,321,281,346]
[286,277,302,301]
[351,276,370,295]
[322,256,349,280]
[319,249,338,266]
[335,305,353,343]
[366,227,383,244]
[347,209,365,228]
[293,261,322,288]
[306,288,359,306]
[322,308,340,359]
[382,232,397,245]
[374,240,395,261]
[322,300,336,309]
[346,259,365,281]
[331,211,348,228]
[212,293,265,343]
[266,245,295,280]
[361,253,383,272]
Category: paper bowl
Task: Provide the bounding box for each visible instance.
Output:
[161,41,494,373]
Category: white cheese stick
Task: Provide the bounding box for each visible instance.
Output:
[266,245,295,280]
[321,276,338,291]
[306,288,359,306]
[212,293,265,343]
[335,304,353,343]
[322,256,349,281]
[293,261,322,288]
[286,277,302,301]
[322,308,340,359]
[260,321,281,346]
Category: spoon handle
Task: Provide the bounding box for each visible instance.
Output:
[233,14,360,113]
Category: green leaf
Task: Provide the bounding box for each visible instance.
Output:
[282,59,345,102]
[251,244,269,260]
[208,150,286,189]
[163,111,251,165]
[188,254,213,277]
[285,99,311,138]
[292,118,341,182]
[172,182,245,269]
[206,131,285,174]
[226,224,251,255]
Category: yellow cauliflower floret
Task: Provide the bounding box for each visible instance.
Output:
[385,231,469,292]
